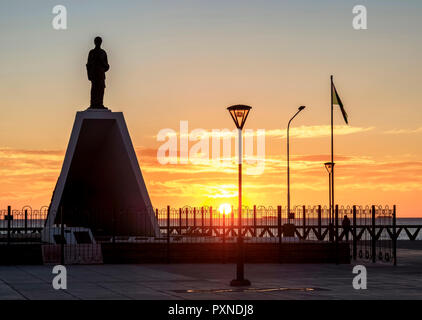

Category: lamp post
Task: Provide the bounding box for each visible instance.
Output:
[324,162,335,224]
[227,104,252,287]
[287,106,306,222]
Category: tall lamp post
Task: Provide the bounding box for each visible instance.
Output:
[324,162,335,224]
[287,106,306,221]
[227,104,252,287]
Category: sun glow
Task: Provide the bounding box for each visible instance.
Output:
[219,203,232,215]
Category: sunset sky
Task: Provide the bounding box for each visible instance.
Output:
[1,0,421,216]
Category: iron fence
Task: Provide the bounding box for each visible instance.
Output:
[1,204,420,264]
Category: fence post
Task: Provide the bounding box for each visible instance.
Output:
[393,205,397,266]
[371,205,376,263]
[24,209,28,234]
[277,206,282,241]
[353,205,357,261]
[209,207,213,236]
[253,205,257,237]
[231,206,235,236]
[193,208,196,228]
[222,212,226,241]
[154,209,159,236]
[222,212,226,263]
[201,207,204,235]
[6,206,12,246]
[167,205,170,264]
[60,206,65,265]
[179,208,182,235]
[277,206,282,263]
[302,205,306,240]
[335,204,339,264]
[317,205,322,240]
[185,208,188,231]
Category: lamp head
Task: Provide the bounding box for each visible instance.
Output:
[227,105,252,130]
[298,106,306,111]
[324,162,335,174]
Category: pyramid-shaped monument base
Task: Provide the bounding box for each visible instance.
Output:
[44,108,160,239]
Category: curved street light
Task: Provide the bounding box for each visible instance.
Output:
[227,104,252,287]
[287,106,306,222]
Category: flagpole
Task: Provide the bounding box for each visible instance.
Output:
[330,75,334,225]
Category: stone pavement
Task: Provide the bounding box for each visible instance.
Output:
[0,248,421,300]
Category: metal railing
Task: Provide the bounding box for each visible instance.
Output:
[1,204,420,265]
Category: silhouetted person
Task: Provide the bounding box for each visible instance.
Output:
[87,37,109,109]
[342,215,351,242]
[328,222,335,242]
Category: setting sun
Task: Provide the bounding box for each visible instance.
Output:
[219,203,232,215]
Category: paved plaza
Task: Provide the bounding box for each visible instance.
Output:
[0,246,421,300]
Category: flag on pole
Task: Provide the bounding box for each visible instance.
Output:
[332,81,348,124]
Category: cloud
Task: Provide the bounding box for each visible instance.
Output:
[384,127,422,135]
[153,125,373,140]
[2,147,422,212]
[265,125,374,139]
[144,151,422,206]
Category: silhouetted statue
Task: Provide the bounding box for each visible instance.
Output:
[86,37,109,109]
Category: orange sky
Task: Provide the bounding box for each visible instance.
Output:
[0,1,421,217]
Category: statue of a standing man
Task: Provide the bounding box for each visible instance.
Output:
[86,37,110,109]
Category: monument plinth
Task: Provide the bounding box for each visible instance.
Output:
[44,109,160,239]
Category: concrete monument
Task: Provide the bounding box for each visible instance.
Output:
[43,38,160,241]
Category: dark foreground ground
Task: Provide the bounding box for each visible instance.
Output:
[0,242,421,300]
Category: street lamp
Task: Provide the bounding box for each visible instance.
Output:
[227,104,252,287]
[287,106,306,222]
[324,162,335,224]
